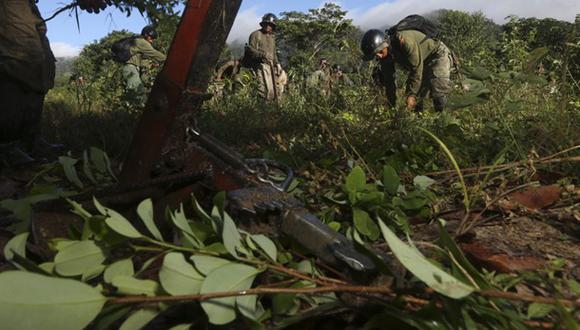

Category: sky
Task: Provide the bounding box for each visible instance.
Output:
[38,0,580,57]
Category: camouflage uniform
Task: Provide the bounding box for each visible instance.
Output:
[122,37,166,100]
[379,30,452,111]
[246,29,278,101]
[307,67,332,96]
[0,0,55,148]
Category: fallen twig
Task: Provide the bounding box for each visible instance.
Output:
[425,146,580,178]
[108,284,580,309]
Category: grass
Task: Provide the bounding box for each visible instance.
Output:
[42,70,580,183]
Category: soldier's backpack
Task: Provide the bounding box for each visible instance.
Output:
[387,14,439,40]
[111,36,138,63]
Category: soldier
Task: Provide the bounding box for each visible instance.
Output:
[121,26,166,103]
[244,13,279,101]
[330,64,353,88]
[307,58,332,96]
[0,0,111,166]
[361,26,453,112]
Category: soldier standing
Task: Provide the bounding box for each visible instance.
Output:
[0,0,111,165]
[361,22,453,112]
[245,13,279,101]
[121,26,166,104]
[308,58,332,96]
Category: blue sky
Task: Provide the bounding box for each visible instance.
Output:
[38,0,580,57]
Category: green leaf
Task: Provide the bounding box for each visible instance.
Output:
[393,196,428,211]
[200,263,261,325]
[190,255,231,276]
[250,234,277,261]
[82,150,98,185]
[171,205,202,248]
[568,279,580,295]
[201,242,228,255]
[345,166,366,196]
[111,276,159,296]
[59,156,84,189]
[353,208,380,240]
[193,196,220,233]
[213,191,226,219]
[3,232,29,262]
[102,204,142,239]
[104,258,134,284]
[91,305,131,330]
[90,147,116,180]
[237,292,259,321]
[159,252,204,295]
[413,175,435,190]
[447,88,491,110]
[82,264,106,282]
[273,292,299,315]
[378,219,474,299]
[54,240,106,276]
[382,165,400,195]
[438,224,489,288]
[39,262,55,274]
[119,309,158,330]
[169,324,192,330]
[222,213,242,258]
[137,199,163,241]
[0,271,106,330]
[67,199,92,220]
[527,303,555,319]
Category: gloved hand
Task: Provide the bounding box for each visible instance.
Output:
[77,0,111,14]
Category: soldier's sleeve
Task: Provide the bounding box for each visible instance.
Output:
[137,39,166,62]
[247,31,267,60]
[401,36,423,97]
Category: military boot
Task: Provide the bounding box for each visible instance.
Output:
[433,96,447,112]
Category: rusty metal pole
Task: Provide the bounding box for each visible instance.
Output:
[120,0,242,185]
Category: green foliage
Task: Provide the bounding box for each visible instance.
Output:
[379,220,474,299]
[159,252,204,295]
[19,3,580,329]
[278,3,361,72]
[434,10,501,67]
[200,263,261,324]
[0,271,106,330]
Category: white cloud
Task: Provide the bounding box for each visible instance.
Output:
[50,41,81,58]
[349,0,580,29]
[227,6,262,43]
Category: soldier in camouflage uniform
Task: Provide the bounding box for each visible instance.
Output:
[0,0,111,165]
[307,58,332,96]
[361,28,453,112]
[245,13,279,101]
[122,26,166,103]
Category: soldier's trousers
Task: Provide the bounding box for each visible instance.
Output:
[417,42,453,112]
[254,63,276,101]
[0,77,44,148]
[122,64,146,104]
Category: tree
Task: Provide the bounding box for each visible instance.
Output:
[433,10,501,68]
[277,3,361,73]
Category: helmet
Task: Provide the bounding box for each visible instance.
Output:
[141,26,158,39]
[333,64,342,72]
[361,29,388,61]
[260,13,277,28]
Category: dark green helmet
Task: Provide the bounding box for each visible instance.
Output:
[260,13,277,28]
[141,26,158,39]
[361,29,388,61]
